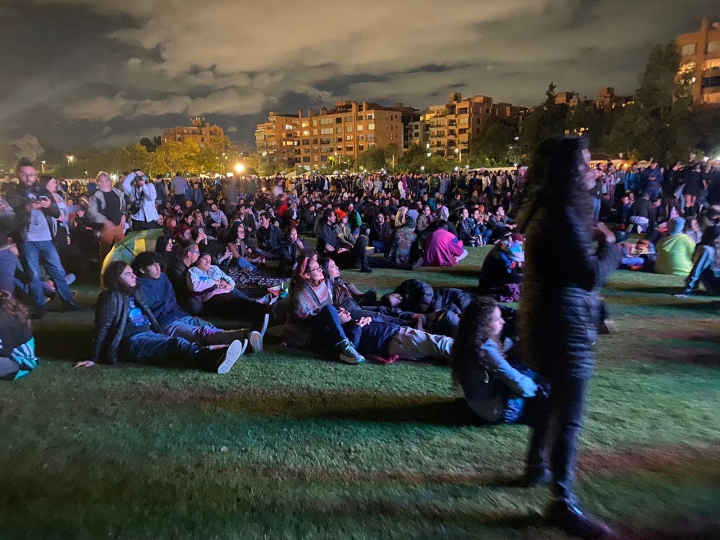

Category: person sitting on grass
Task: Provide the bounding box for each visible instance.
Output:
[186,252,271,325]
[132,252,265,353]
[477,234,525,296]
[74,261,246,373]
[278,226,305,277]
[675,225,720,297]
[283,250,365,364]
[317,208,373,273]
[655,217,696,276]
[225,221,264,271]
[338,307,454,364]
[0,290,40,380]
[415,220,468,268]
[452,297,546,425]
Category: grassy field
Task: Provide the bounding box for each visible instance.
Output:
[1,245,719,539]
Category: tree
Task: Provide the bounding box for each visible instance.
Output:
[520,83,568,153]
[357,146,386,171]
[469,116,518,163]
[606,42,695,163]
[565,101,607,151]
[14,135,44,163]
[139,137,157,153]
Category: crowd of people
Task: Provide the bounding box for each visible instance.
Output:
[3,146,720,539]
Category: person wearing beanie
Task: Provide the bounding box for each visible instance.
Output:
[655,217,695,275]
[333,209,356,248]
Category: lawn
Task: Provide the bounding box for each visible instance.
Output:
[1,246,719,539]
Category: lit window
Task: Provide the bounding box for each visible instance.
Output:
[681,43,697,56]
[368,124,375,130]
[708,41,720,54]
[356,125,364,131]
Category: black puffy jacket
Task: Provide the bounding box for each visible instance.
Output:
[518,206,620,377]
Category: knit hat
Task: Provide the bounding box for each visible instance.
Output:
[405,216,417,229]
[335,209,348,220]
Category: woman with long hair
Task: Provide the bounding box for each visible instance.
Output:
[283,250,364,364]
[516,136,619,538]
[0,290,39,379]
[452,297,542,423]
[226,221,264,271]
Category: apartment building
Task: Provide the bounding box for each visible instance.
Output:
[255,101,403,169]
[162,117,224,147]
[677,18,720,107]
[421,93,526,160]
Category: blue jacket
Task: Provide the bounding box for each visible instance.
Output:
[136,273,186,326]
[344,321,399,358]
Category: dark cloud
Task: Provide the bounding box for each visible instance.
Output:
[1,0,719,151]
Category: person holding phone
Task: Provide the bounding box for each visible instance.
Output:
[122,170,159,231]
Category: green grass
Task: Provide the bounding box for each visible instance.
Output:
[2,246,720,539]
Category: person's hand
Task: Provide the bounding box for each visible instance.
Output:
[357,317,372,327]
[74,360,96,368]
[337,247,348,253]
[120,215,127,225]
[38,198,51,209]
[593,222,616,243]
[337,309,352,324]
[8,243,19,257]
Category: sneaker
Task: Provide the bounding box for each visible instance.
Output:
[411,257,424,271]
[336,338,365,364]
[674,290,693,298]
[249,331,264,354]
[360,265,373,273]
[545,499,615,539]
[217,339,247,374]
[62,301,86,312]
[65,274,76,286]
[599,319,618,335]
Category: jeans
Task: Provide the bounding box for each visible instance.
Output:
[235,257,257,271]
[685,245,720,294]
[19,240,73,307]
[370,240,388,254]
[120,331,215,370]
[0,248,18,295]
[592,198,601,223]
[255,248,280,260]
[527,371,589,501]
[309,305,348,349]
[386,327,453,360]
[163,316,218,342]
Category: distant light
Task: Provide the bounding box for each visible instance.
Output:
[110,174,118,181]
[235,163,245,173]
[454,166,459,171]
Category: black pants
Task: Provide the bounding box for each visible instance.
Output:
[330,236,369,270]
[201,292,268,327]
[132,219,162,231]
[527,370,588,501]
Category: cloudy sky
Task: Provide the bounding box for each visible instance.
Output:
[2,0,719,151]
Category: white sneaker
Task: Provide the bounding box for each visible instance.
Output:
[217,339,246,374]
[258,312,270,337]
[249,331,263,354]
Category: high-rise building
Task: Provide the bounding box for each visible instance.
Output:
[555,91,580,107]
[677,18,720,107]
[596,87,634,113]
[255,101,403,170]
[162,117,224,147]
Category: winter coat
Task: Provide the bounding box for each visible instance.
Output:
[518,205,620,378]
[4,182,61,242]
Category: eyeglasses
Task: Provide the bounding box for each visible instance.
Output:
[306,266,321,273]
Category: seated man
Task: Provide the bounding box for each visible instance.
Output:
[0,290,40,380]
[167,242,203,314]
[655,217,695,276]
[477,235,525,295]
[255,211,282,260]
[317,208,373,273]
[132,252,265,353]
[339,308,454,363]
[75,261,246,373]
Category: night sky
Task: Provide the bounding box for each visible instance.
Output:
[2,0,719,151]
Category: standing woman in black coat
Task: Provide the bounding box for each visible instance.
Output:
[517,136,620,539]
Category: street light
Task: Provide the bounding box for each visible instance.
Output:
[420,166,425,172]
[41,160,46,173]
[67,155,74,165]
[235,163,245,174]
[454,148,462,161]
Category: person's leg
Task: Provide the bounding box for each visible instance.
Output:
[124,331,223,370]
[37,241,74,304]
[255,248,279,260]
[386,327,454,361]
[19,241,45,309]
[0,248,18,295]
[351,235,371,270]
[310,305,348,345]
[235,257,257,271]
[0,357,19,379]
[455,249,469,263]
[699,268,720,295]
[684,245,713,292]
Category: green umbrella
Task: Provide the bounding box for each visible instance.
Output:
[101,229,164,277]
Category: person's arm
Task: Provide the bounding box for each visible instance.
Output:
[482,342,537,398]
[121,172,136,196]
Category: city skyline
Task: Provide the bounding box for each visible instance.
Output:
[2,0,719,151]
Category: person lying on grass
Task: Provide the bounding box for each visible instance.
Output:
[283,250,365,364]
[131,251,266,354]
[0,290,40,380]
[452,297,547,426]
[74,260,246,373]
[337,307,454,364]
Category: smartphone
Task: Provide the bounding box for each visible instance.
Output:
[38,195,50,201]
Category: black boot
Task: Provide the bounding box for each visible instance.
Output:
[544,499,615,539]
[62,301,86,312]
